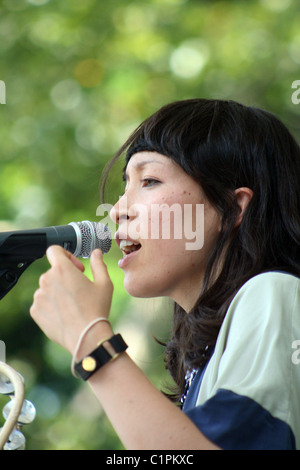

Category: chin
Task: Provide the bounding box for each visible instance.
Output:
[124,284,152,298]
[123,276,164,299]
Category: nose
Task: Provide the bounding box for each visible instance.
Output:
[110,194,129,225]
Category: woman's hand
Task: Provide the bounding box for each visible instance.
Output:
[30,247,218,450]
[29,245,114,355]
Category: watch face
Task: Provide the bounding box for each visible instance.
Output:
[76,334,128,380]
[82,356,97,372]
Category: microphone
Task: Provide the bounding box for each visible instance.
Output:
[0,221,112,259]
[0,221,112,300]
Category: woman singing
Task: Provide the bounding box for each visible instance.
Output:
[30,99,300,450]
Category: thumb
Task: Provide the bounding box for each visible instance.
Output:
[90,249,111,285]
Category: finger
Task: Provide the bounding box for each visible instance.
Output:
[46,245,85,272]
[66,252,85,272]
[46,245,69,266]
[90,249,111,285]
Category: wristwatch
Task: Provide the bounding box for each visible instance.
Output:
[74,334,128,381]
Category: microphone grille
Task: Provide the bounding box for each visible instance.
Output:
[70,221,112,258]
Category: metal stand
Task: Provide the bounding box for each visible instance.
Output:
[0,361,36,450]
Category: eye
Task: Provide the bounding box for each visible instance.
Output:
[142,178,160,187]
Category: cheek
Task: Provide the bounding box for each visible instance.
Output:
[142,238,196,284]
[142,198,187,242]
[148,205,205,252]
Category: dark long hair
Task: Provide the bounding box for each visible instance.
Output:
[101,99,300,402]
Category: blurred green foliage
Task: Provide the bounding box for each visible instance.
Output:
[0,0,299,450]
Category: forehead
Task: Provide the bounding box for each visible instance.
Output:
[126,151,174,173]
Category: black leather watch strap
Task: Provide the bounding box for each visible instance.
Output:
[74,334,128,381]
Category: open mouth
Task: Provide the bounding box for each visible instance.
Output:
[119,239,142,256]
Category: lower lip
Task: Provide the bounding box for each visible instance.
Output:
[118,248,141,269]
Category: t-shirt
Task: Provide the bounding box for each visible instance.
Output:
[182,271,300,450]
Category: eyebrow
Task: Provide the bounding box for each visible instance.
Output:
[123,159,164,182]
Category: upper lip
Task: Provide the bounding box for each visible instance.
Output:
[115,231,141,248]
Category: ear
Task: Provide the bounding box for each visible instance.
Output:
[234,187,253,227]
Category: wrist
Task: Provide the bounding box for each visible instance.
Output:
[74,334,128,381]
[76,321,114,360]
[70,317,128,380]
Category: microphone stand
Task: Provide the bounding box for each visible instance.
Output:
[0,233,46,300]
[0,260,35,300]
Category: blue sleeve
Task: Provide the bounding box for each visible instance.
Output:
[184,388,296,450]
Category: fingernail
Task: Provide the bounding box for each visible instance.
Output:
[93,249,103,257]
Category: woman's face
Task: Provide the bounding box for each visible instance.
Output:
[110,151,221,312]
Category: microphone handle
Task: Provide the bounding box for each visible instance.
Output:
[0,225,77,259]
[0,225,77,300]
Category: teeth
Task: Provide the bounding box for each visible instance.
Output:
[119,239,141,256]
[120,240,139,250]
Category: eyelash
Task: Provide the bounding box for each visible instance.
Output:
[123,178,160,192]
[142,178,160,187]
